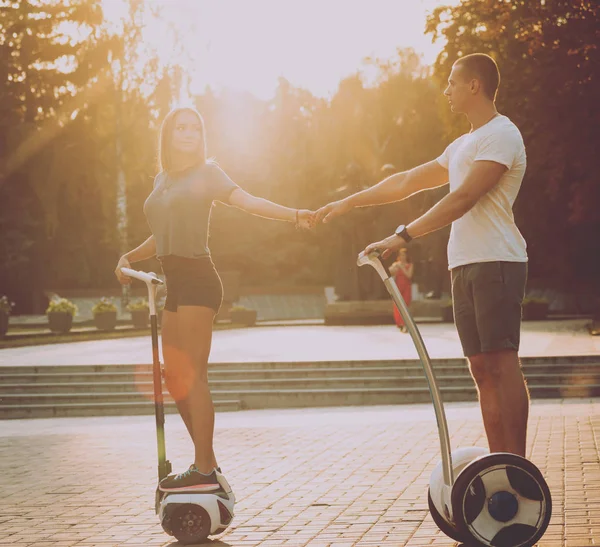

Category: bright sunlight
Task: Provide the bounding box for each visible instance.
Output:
[101,0,451,99]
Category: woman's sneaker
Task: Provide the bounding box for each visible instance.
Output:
[159,465,220,493]
[215,468,233,496]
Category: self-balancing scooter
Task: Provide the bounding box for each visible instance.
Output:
[121,267,235,544]
[357,252,552,547]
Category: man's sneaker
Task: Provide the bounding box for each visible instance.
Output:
[159,465,220,493]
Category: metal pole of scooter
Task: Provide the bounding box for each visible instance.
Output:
[121,268,171,481]
[357,252,454,488]
[149,283,171,481]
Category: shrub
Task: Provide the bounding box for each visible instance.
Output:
[92,297,117,315]
[46,298,78,316]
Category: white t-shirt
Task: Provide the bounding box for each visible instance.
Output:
[436,114,528,270]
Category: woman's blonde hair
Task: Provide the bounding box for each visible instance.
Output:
[158,107,207,172]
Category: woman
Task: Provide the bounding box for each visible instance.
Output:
[390,248,413,332]
[115,107,315,494]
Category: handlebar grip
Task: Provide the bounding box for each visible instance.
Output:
[121,267,164,285]
[356,250,389,280]
[357,250,382,266]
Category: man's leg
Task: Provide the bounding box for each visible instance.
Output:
[469,349,529,456]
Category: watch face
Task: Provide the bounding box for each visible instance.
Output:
[396,225,405,236]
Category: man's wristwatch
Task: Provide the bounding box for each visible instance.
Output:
[395,224,413,243]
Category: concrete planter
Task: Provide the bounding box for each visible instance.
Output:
[48,312,73,333]
[94,311,117,331]
[131,310,149,328]
[523,302,549,321]
[0,312,8,339]
[230,309,257,326]
[441,305,454,323]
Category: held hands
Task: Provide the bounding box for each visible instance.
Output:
[294,197,352,230]
[315,199,353,224]
[296,209,318,230]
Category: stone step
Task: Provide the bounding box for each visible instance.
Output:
[1,382,598,418]
[1,356,598,419]
[0,399,241,419]
[1,363,599,388]
[1,358,599,380]
[0,359,467,375]
[0,367,451,385]
[0,391,240,406]
[3,381,600,408]
[2,371,598,395]
[213,384,600,408]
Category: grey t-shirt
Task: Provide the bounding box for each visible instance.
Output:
[143,162,239,258]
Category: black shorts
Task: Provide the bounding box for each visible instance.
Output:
[451,261,527,357]
[159,255,223,314]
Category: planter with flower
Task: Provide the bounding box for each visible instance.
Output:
[127,298,150,328]
[0,296,15,339]
[440,299,454,323]
[522,296,550,321]
[46,298,78,333]
[92,297,118,331]
[230,305,257,327]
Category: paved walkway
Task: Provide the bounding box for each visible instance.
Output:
[1,320,598,367]
[1,321,598,546]
[1,400,598,546]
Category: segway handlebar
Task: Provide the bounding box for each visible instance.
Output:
[357,249,454,487]
[120,267,163,316]
[121,266,171,480]
[357,250,390,279]
[120,267,164,286]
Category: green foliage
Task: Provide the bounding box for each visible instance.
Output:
[46,298,78,316]
[426,0,600,287]
[92,297,117,315]
[126,298,149,312]
[2,0,598,314]
[230,305,251,312]
[523,296,549,306]
[0,296,15,315]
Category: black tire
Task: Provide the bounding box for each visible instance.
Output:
[170,504,212,545]
[428,489,467,542]
[451,453,552,547]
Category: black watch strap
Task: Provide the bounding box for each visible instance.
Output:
[395,224,413,243]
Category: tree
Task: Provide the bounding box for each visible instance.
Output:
[0,0,113,311]
[427,0,600,288]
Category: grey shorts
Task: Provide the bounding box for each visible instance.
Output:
[451,261,527,357]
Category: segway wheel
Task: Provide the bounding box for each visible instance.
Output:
[170,504,212,545]
[427,489,466,542]
[451,453,552,547]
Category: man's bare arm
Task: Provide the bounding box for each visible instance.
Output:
[317,160,448,223]
[349,160,448,208]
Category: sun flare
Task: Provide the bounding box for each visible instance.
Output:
[101,0,450,100]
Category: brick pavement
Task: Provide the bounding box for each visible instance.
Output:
[1,400,598,547]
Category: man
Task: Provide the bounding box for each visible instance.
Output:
[316,53,529,457]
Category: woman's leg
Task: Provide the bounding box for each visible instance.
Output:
[161,309,193,438]
[176,305,218,474]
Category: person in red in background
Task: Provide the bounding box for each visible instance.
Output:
[389,248,414,332]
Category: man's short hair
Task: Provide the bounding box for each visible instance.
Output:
[454,53,500,101]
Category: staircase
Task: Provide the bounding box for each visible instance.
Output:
[1,356,599,419]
